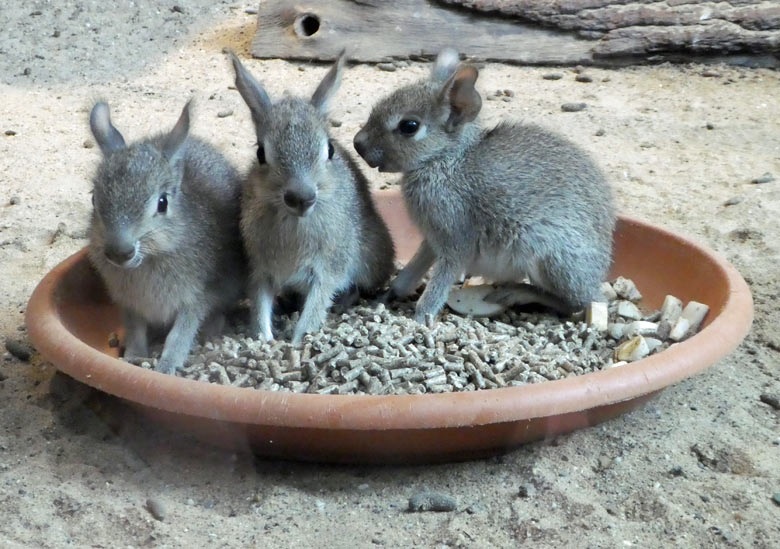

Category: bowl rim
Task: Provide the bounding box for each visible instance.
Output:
[25,193,753,431]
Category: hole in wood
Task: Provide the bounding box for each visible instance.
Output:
[294,13,320,38]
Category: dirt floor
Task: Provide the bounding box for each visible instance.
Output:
[1,1,779,547]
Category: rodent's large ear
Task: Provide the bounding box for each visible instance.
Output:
[89,102,126,155]
[431,48,459,83]
[161,101,191,164]
[228,51,272,133]
[311,49,346,114]
[439,65,482,133]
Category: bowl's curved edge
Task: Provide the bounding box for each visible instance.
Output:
[25,210,753,433]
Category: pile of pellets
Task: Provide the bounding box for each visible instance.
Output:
[131,277,708,395]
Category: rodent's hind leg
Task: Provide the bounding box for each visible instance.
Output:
[331,284,360,313]
[527,253,597,314]
[199,311,226,343]
[121,309,149,361]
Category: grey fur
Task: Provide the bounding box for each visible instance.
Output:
[230,52,395,345]
[354,49,616,323]
[87,101,246,374]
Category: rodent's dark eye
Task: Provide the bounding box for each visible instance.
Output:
[398,119,420,136]
[327,141,335,160]
[157,193,168,214]
[257,145,266,164]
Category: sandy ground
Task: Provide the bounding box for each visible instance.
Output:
[1,1,779,547]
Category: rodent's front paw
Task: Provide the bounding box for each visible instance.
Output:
[251,325,274,343]
[377,288,398,304]
[291,327,309,347]
[123,344,149,362]
[413,308,437,328]
[154,359,177,376]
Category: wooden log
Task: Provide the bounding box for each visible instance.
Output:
[250,1,779,67]
[251,0,594,64]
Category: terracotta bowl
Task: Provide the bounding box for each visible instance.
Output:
[26,190,753,464]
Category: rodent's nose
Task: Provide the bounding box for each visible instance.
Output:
[283,189,316,215]
[353,132,368,158]
[105,243,136,266]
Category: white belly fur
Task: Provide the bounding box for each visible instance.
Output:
[467,247,544,287]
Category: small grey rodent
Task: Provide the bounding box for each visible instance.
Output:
[87,100,246,374]
[229,52,395,344]
[353,48,616,323]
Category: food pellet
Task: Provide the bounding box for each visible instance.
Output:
[128,278,706,395]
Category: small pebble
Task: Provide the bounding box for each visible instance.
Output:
[669,318,690,342]
[330,119,343,128]
[701,70,721,77]
[245,8,258,14]
[575,74,593,83]
[679,301,709,334]
[9,196,21,205]
[595,128,605,136]
[659,295,683,324]
[465,503,484,514]
[723,196,743,206]
[517,484,536,498]
[5,130,17,136]
[108,333,120,348]
[561,103,587,112]
[50,222,67,245]
[83,139,94,149]
[600,282,617,301]
[408,491,456,512]
[772,493,780,507]
[705,122,714,130]
[5,339,33,362]
[171,5,185,14]
[759,393,780,410]
[217,109,233,118]
[623,321,658,338]
[52,30,60,38]
[586,302,608,332]
[23,68,31,76]
[503,89,514,97]
[608,323,625,340]
[751,173,774,184]
[615,335,649,362]
[542,73,563,80]
[612,276,642,301]
[145,497,166,521]
[376,63,397,72]
[616,301,642,320]
[669,466,684,477]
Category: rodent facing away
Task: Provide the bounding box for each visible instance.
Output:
[87,101,246,374]
[353,48,616,324]
[230,52,395,345]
